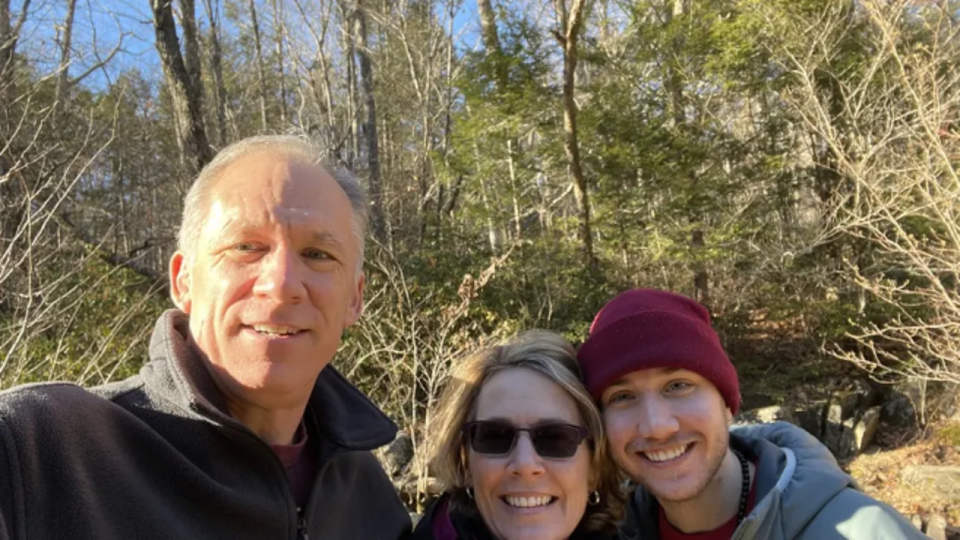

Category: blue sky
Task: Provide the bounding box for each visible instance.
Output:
[15,0,483,91]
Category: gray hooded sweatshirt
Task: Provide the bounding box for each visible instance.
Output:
[622,422,925,539]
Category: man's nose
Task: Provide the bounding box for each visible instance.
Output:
[636,394,680,441]
[253,245,306,303]
[506,433,545,478]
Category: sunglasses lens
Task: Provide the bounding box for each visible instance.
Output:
[469,422,517,455]
[466,422,586,458]
[532,425,584,458]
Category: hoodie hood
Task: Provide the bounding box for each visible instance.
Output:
[624,422,858,540]
[729,422,856,539]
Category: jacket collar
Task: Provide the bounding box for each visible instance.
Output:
[143,309,397,452]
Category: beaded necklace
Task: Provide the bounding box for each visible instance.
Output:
[732,449,751,525]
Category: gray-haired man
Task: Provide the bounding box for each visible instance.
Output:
[0,136,410,539]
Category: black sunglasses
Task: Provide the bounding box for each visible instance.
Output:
[462,420,590,459]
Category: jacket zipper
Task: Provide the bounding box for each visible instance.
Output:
[301,447,349,540]
[297,507,308,540]
[191,407,302,539]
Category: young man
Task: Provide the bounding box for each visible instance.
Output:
[577,289,924,540]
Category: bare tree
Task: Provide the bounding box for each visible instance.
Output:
[203,0,228,146]
[769,0,960,388]
[554,0,595,267]
[54,0,78,110]
[0,0,30,103]
[354,0,387,244]
[150,0,213,176]
[271,0,288,125]
[247,0,270,131]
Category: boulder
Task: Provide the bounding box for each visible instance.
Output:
[900,465,960,500]
[823,404,857,460]
[735,405,796,426]
[881,382,922,430]
[794,405,825,439]
[379,431,415,478]
[853,406,882,452]
[839,379,884,419]
[926,514,948,540]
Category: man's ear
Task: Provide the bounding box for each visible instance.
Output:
[725,406,734,426]
[169,252,192,313]
[343,272,365,327]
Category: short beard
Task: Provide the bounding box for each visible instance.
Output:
[642,427,730,504]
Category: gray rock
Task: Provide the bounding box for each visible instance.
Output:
[909,514,923,531]
[839,379,884,420]
[823,404,858,460]
[380,432,415,478]
[881,392,918,430]
[735,405,797,425]
[926,514,947,540]
[853,406,882,452]
[900,465,960,499]
[794,405,825,439]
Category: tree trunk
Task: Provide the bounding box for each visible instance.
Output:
[339,0,359,169]
[271,0,287,125]
[150,0,213,177]
[248,0,269,131]
[0,0,30,107]
[477,0,501,54]
[53,0,77,112]
[355,0,387,244]
[203,0,228,146]
[556,0,595,267]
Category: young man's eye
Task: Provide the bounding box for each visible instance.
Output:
[665,380,693,393]
[604,391,633,406]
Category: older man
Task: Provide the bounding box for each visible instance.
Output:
[0,136,410,539]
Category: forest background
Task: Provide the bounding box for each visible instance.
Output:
[1,0,959,522]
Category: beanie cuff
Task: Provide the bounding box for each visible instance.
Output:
[579,311,740,414]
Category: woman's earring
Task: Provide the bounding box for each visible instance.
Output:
[588,490,600,505]
[466,487,475,500]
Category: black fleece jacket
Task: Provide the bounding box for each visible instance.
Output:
[0,310,411,540]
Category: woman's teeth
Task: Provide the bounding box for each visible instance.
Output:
[504,495,554,508]
[643,443,690,463]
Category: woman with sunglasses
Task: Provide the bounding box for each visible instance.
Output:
[413,331,624,540]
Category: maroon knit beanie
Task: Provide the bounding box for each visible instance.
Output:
[578,289,740,414]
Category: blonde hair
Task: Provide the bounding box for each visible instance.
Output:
[427,330,625,533]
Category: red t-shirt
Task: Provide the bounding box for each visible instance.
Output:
[270,422,318,508]
[658,471,758,540]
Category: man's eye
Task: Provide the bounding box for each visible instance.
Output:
[665,380,692,393]
[303,248,332,261]
[233,243,262,252]
[605,391,633,406]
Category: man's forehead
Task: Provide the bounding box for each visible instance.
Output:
[215,151,326,190]
[200,152,352,237]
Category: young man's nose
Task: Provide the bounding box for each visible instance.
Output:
[636,394,680,440]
